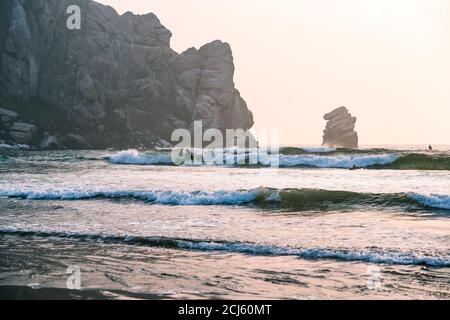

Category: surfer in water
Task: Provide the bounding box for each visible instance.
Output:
[184,148,195,163]
[428,145,433,151]
[349,165,360,171]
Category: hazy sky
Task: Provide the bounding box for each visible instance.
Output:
[97,0,450,145]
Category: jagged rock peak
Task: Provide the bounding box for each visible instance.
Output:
[322,106,358,148]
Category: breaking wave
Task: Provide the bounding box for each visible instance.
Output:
[371,153,450,171]
[1,188,449,211]
[407,193,450,210]
[279,147,401,155]
[106,149,173,165]
[105,149,450,170]
[0,189,263,205]
[0,228,448,267]
[278,154,398,168]
[300,147,337,153]
[105,149,399,168]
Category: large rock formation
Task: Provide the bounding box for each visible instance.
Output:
[322,106,358,148]
[0,0,253,149]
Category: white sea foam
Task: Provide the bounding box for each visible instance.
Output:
[106,149,272,166]
[407,193,450,210]
[106,149,399,168]
[301,147,336,153]
[0,189,265,205]
[1,227,448,267]
[279,154,398,168]
[179,242,450,267]
[2,187,449,211]
[107,149,172,165]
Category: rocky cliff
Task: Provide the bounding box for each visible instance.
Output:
[322,106,358,148]
[0,0,253,149]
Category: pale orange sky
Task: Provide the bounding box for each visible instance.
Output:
[97,0,450,145]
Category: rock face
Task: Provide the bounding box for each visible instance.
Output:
[0,0,253,149]
[9,122,37,143]
[322,106,358,148]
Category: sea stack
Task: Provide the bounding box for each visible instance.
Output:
[322,106,358,148]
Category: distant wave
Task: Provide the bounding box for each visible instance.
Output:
[105,149,399,168]
[106,149,173,165]
[278,154,398,168]
[371,153,450,171]
[2,148,449,170]
[1,188,449,211]
[105,149,450,170]
[280,147,401,155]
[279,150,450,170]
[300,147,337,153]
[0,228,448,267]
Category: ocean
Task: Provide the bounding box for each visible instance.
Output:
[0,145,449,299]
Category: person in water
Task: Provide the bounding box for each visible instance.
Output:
[428,145,433,151]
[184,148,194,162]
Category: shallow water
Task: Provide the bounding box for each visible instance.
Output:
[0,147,449,299]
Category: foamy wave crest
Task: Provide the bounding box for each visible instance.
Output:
[182,242,450,267]
[279,154,398,168]
[301,147,336,153]
[1,187,449,211]
[106,150,399,169]
[0,189,263,205]
[407,193,450,210]
[106,149,172,165]
[1,228,449,267]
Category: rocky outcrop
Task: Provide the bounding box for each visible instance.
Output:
[322,106,358,148]
[0,107,17,122]
[9,122,37,144]
[172,42,253,132]
[0,0,254,149]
